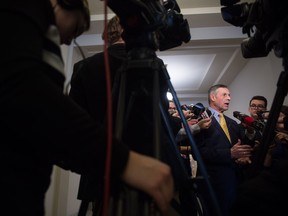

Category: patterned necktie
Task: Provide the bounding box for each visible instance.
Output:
[219,113,231,142]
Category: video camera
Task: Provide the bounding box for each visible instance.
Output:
[220,0,288,58]
[107,0,191,51]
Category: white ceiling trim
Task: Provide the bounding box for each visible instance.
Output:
[74,26,247,48]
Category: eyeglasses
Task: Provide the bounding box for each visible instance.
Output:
[250,104,266,109]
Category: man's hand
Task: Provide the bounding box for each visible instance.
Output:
[231,140,253,159]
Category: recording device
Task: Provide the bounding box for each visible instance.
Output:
[181,103,206,119]
[233,111,266,132]
[107,0,191,51]
[220,0,288,58]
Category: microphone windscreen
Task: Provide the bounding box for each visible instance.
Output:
[243,116,254,126]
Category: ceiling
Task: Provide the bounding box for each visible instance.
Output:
[74,0,255,102]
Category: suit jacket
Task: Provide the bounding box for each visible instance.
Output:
[70,43,127,121]
[69,43,127,200]
[194,111,241,216]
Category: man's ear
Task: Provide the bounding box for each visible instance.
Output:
[210,94,216,102]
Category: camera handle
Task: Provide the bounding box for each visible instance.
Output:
[109,45,221,216]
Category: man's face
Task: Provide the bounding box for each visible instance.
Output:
[249,99,266,118]
[210,87,231,112]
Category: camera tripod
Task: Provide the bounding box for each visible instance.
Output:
[108,39,222,216]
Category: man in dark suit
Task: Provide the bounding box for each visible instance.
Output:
[69,15,127,215]
[194,84,253,216]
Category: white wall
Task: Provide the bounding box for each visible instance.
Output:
[226,52,287,120]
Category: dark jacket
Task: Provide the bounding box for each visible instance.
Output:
[194,112,241,216]
[70,44,127,121]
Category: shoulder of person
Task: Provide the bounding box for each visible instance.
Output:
[74,52,104,69]
[108,43,127,59]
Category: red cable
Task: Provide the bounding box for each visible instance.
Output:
[102,1,112,215]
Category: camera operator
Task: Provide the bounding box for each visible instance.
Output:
[0,1,174,215]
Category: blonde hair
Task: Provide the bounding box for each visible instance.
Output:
[102,16,123,45]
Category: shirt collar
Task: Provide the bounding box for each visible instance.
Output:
[208,107,221,122]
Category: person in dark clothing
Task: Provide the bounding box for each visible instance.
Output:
[0,1,174,215]
[69,15,128,215]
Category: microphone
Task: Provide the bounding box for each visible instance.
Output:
[233,111,254,125]
[181,103,206,119]
[233,111,265,131]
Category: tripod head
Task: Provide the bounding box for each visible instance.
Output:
[107,0,191,51]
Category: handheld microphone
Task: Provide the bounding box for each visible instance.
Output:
[233,111,254,125]
[181,103,206,119]
[233,111,265,132]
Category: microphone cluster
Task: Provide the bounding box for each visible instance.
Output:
[233,111,266,132]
